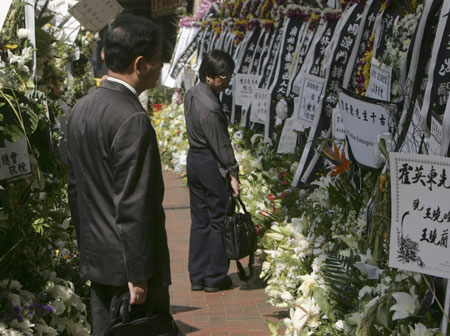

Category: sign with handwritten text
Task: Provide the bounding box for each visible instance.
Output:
[338,89,394,168]
[366,58,392,101]
[389,152,450,278]
[0,138,31,181]
[250,88,271,125]
[277,118,297,154]
[297,74,324,125]
[235,74,261,108]
[69,0,123,33]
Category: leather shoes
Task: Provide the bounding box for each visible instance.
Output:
[191,285,204,291]
[204,277,233,292]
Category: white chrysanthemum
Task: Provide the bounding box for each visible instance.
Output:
[7,293,21,307]
[51,284,73,301]
[10,318,34,333]
[66,320,89,336]
[34,323,58,336]
[298,274,318,298]
[51,299,66,315]
[0,279,22,290]
[4,329,25,336]
[311,254,326,274]
[0,322,7,333]
[17,28,30,39]
[335,319,344,331]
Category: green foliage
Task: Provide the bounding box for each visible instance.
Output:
[321,255,363,320]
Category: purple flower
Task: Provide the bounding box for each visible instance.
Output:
[11,306,23,323]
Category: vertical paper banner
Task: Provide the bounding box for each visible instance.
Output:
[427,113,442,155]
[332,107,347,142]
[260,26,284,89]
[389,152,450,279]
[440,93,450,156]
[277,118,297,154]
[0,0,13,32]
[366,58,392,101]
[250,88,271,127]
[401,101,425,154]
[0,138,31,181]
[297,74,324,126]
[420,0,450,123]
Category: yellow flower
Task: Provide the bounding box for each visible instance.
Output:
[93,77,102,87]
[5,44,18,50]
[310,13,320,21]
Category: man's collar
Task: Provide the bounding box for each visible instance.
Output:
[106,76,138,96]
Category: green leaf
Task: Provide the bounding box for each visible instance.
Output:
[25,108,39,133]
[267,320,279,336]
[4,124,24,142]
[313,287,336,322]
[11,2,32,8]
[375,301,391,331]
[36,15,54,28]
[35,27,54,56]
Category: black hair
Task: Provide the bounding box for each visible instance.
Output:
[199,49,235,82]
[103,14,162,72]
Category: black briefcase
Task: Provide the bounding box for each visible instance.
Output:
[223,195,257,282]
[105,292,177,336]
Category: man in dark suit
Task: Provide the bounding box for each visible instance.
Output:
[67,14,170,335]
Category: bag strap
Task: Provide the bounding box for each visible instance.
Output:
[236,250,255,282]
[227,194,250,215]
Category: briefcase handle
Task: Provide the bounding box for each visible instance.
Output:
[226,194,249,216]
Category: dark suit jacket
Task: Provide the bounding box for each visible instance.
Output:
[67,80,171,287]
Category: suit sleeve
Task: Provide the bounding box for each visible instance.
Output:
[111,112,157,283]
[201,108,239,178]
[67,150,81,247]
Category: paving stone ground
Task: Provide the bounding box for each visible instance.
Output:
[162,171,284,335]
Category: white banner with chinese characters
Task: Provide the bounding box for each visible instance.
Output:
[332,107,346,142]
[234,74,261,109]
[0,138,31,181]
[338,89,394,168]
[69,0,123,33]
[249,88,271,125]
[296,74,324,126]
[277,118,297,154]
[366,57,392,101]
[389,152,450,279]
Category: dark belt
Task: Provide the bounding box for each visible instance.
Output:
[189,147,212,153]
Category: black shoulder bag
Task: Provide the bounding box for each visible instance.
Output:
[105,292,177,336]
[223,195,257,283]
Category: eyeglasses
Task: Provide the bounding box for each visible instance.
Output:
[218,74,233,80]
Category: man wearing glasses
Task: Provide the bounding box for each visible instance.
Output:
[184,49,240,293]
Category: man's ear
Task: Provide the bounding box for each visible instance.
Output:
[133,55,146,74]
[205,75,213,84]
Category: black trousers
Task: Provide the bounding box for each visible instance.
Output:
[187,148,230,287]
[90,281,170,336]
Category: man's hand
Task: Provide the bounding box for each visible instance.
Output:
[128,280,148,305]
[230,175,240,197]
